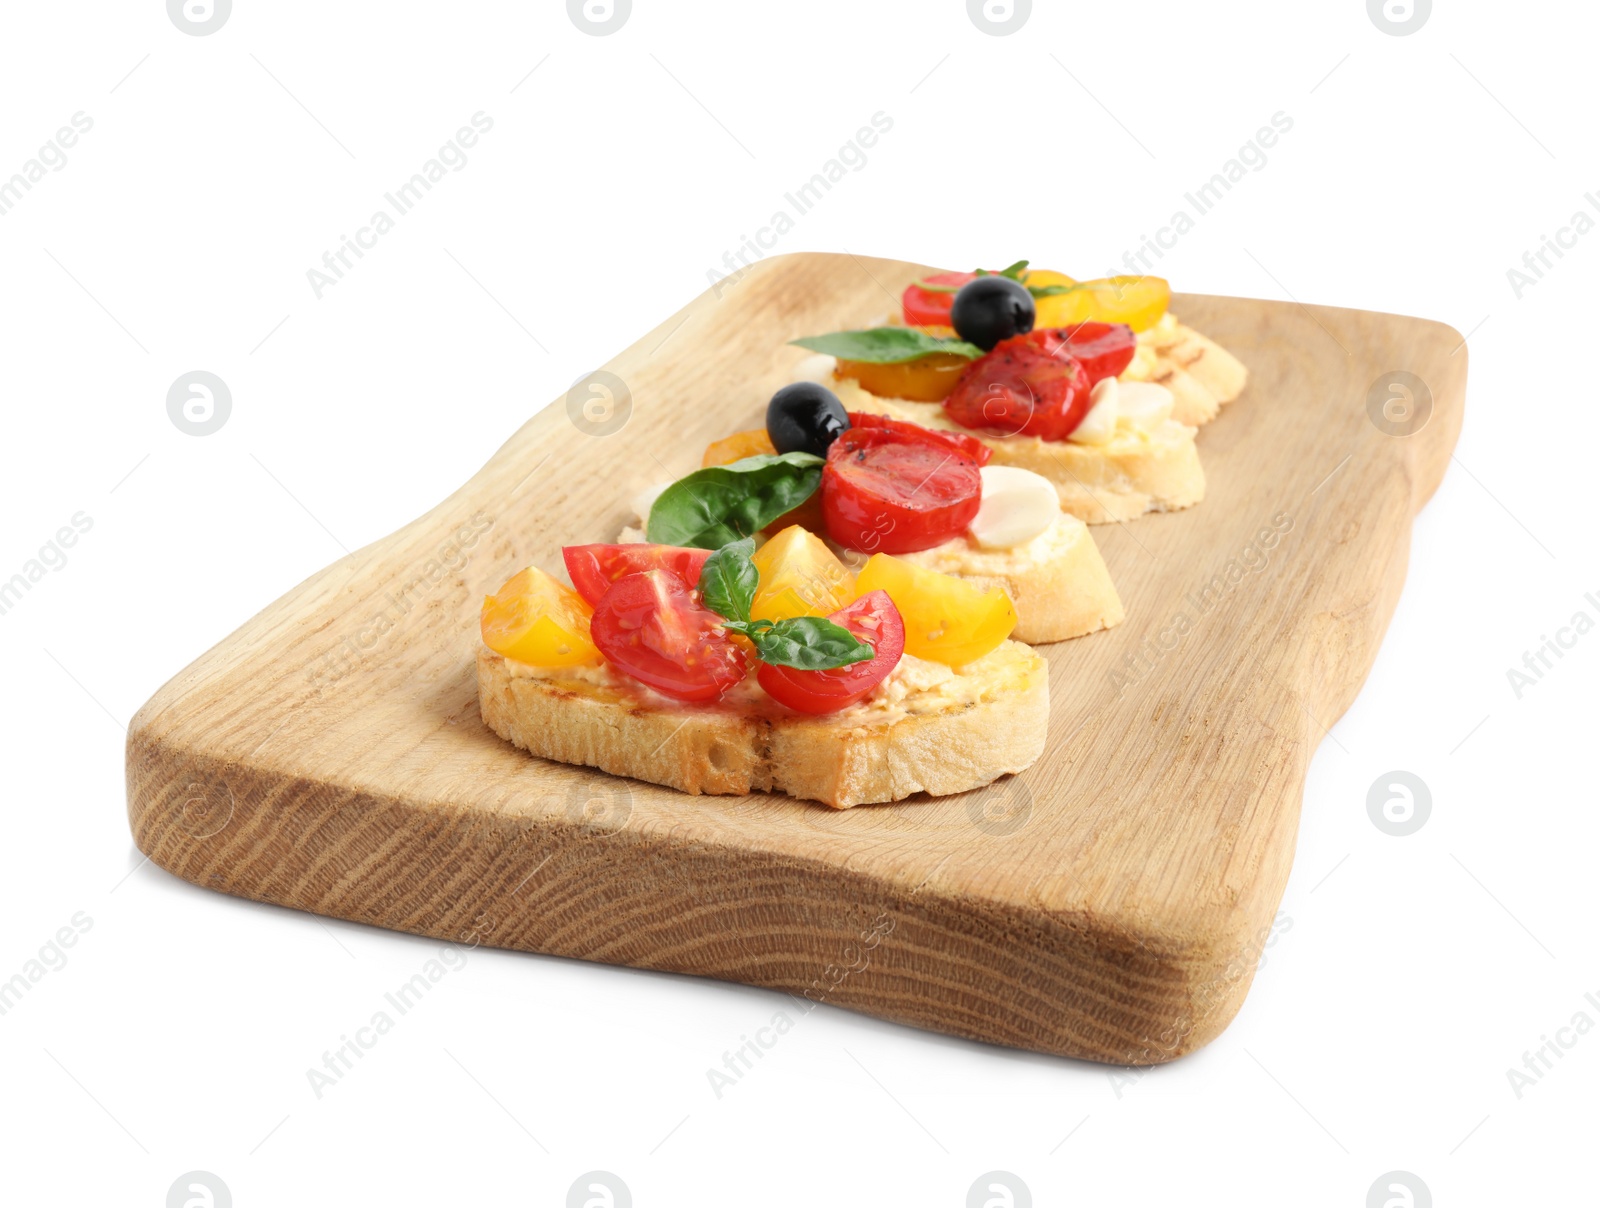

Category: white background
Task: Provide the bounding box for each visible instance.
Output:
[1,1,1595,1204]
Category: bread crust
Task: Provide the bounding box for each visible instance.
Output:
[477,642,1048,809]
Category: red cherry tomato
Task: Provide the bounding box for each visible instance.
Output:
[1025,322,1136,384]
[757,590,905,714]
[901,271,974,327]
[942,333,1093,442]
[563,543,712,607]
[846,411,992,466]
[589,570,747,702]
[821,425,983,554]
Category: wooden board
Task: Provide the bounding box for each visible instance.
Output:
[125,255,1465,1064]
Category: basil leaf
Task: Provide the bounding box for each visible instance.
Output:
[739,616,875,671]
[790,328,983,365]
[647,453,823,550]
[697,537,758,624]
[920,260,1028,293]
[920,261,1074,299]
[985,259,1031,280]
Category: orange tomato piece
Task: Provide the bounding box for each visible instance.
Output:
[702,428,776,467]
[750,525,856,622]
[835,353,972,402]
[1038,275,1171,333]
[480,567,601,667]
[853,554,1015,667]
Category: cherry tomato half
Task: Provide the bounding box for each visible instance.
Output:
[563,543,712,608]
[846,411,992,465]
[942,334,1092,442]
[589,570,747,702]
[1024,322,1136,384]
[821,425,983,554]
[756,590,905,714]
[901,271,973,327]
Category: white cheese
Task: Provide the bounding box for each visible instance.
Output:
[792,353,837,384]
[968,466,1060,550]
[1116,381,1174,432]
[1069,377,1119,445]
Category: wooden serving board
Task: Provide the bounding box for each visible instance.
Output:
[126,255,1464,1064]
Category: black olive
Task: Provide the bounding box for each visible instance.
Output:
[766,382,850,457]
[951,276,1036,351]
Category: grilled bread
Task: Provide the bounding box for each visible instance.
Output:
[1125,313,1250,427]
[478,640,1048,809]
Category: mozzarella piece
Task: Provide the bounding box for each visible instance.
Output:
[1117,381,1175,431]
[968,466,1060,550]
[793,353,837,384]
[629,482,670,526]
[1069,377,1118,445]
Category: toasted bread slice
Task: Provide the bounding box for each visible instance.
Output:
[835,514,1122,645]
[830,378,1205,525]
[1125,314,1250,427]
[477,641,1048,809]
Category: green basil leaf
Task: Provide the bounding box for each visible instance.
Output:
[697,537,758,624]
[984,259,1031,281]
[743,616,875,670]
[647,453,823,550]
[790,328,983,364]
[920,261,1074,298]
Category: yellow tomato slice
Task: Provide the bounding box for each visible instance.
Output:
[835,353,970,402]
[854,554,1015,667]
[703,428,776,468]
[1038,275,1171,333]
[480,567,601,667]
[750,525,855,622]
[1022,269,1081,329]
[1022,269,1076,289]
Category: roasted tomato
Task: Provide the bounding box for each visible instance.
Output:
[757,590,905,713]
[847,412,992,465]
[821,423,983,554]
[942,334,1093,441]
[480,567,601,667]
[1025,322,1136,384]
[853,555,1015,667]
[835,352,971,402]
[900,271,974,327]
[750,525,855,622]
[589,570,747,702]
[563,543,712,607]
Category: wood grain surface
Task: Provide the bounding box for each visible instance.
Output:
[125,254,1465,1064]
